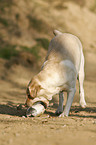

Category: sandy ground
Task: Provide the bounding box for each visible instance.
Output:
[0,0,96,145]
[0,49,96,145]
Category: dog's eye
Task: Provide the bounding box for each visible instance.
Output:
[26,87,34,99]
[27,88,31,98]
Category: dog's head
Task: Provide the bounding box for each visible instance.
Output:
[25,78,49,108]
[25,78,41,106]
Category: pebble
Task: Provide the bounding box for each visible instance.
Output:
[93,121,96,124]
[42,119,48,124]
[22,116,26,118]
[14,133,20,137]
[62,124,66,128]
[42,115,50,118]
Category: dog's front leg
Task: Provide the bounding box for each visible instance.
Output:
[55,92,64,115]
[59,88,76,117]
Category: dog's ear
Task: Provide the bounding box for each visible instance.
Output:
[28,84,41,99]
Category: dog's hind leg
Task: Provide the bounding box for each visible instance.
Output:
[78,52,86,108]
[55,92,64,115]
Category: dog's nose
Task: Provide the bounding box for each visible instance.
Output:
[25,97,33,107]
[24,102,28,107]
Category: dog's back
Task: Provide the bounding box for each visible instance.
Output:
[46,30,82,74]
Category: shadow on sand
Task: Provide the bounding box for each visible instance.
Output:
[70,106,96,119]
[0,102,96,119]
[0,101,26,117]
[45,104,96,119]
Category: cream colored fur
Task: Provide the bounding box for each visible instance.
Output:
[26,30,86,117]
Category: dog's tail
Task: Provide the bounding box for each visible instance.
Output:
[53,30,62,36]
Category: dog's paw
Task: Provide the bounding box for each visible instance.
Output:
[58,112,65,117]
[59,112,69,117]
[55,108,63,116]
[80,100,86,108]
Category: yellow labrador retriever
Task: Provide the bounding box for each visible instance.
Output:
[25,30,86,117]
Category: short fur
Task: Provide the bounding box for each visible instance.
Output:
[25,30,86,117]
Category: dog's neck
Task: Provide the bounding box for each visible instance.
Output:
[36,70,61,101]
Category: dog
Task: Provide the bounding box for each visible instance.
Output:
[25,30,86,117]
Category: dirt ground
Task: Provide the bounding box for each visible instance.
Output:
[0,48,96,145]
[0,0,96,145]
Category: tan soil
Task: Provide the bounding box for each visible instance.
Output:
[0,0,96,145]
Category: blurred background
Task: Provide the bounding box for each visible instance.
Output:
[0,0,96,103]
[0,1,96,145]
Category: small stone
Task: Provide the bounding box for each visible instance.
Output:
[62,124,66,127]
[22,116,26,118]
[93,121,96,124]
[42,115,50,118]
[14,133,20,137]
[42,119,48,124]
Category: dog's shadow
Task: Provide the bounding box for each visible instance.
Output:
[70,106,96,119]
[45,103,96,119]
[0,102,26,117]
[0,102,96,119]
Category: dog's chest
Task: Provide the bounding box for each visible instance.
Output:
[41,62,71,89]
